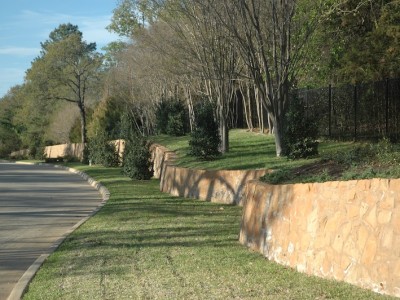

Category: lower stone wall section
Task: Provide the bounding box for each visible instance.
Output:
[160,165,267,205]
[151,144,268,205]
[240,179,400,297]
[44,143,85,160]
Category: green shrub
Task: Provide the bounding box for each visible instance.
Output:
[156,98,188,136]
[123,135,153,180]
[189,102,221,159]
[88,133,119,167]
[28,145,45,160]
[155,101,169,134]
[284,95,319,159]
[166,111,185,136]
[261,169,291,184]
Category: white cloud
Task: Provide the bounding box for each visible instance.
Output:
[18,10,119,48]
[0,47,40,56]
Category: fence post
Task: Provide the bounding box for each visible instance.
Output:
[354,84,358,141]
[328,84,332,138]
[385,78,389,137]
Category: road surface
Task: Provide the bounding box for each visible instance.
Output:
[0,163,103,300]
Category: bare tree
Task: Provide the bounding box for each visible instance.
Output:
[217,0,322,156]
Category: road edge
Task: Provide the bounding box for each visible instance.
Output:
[7,163,110,300]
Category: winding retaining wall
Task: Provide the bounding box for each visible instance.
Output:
[151,144,268,205]
[44,143,85,160]
[240,179,400,297]
[11,140,125,160]
[11,141,400,296]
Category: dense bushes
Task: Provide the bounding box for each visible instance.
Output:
[284,95,319,159]
[120,112,153,180]
[155,98,187,136]
[123,135,153,180]
[0,127,21,158]
[88,132,119,167]
[189,102,221,159]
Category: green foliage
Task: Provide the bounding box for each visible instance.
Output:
[107,0,142,37]
[88,97,124,141]
[26,24,103,145]
[88,133,120,167]
[102,41,128,69]
[29,145,45,160]
[261,169,291,185]
[0,126,21,158]
[284,95,319,159]
[40,23,96,55]
[69,108,94,143]
[155,101,169,134]
[119,112,135,140]
[189,102,221,160]
[302,1,400,86]
[107,0,158,37]
[155,98,187,136]
[121,109,153,179]
[123,135,153,180]
[69,118,82,143]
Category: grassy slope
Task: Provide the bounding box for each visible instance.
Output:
[23,164,394,299]
[152,129,337,170]
[153,129,400,183]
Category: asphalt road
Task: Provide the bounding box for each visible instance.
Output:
[0,163,103,300]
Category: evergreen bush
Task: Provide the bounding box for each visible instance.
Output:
[189,102,221,159]
[156,98,187,136]
[155,100,169,134]
[123,135,153,180]
[88,132,119,167]
[284,94,319,159]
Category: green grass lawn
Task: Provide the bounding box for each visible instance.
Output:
[152,129,284,170]
[152,129,400,184]
[152,129,350,170]
[23,165,394,299]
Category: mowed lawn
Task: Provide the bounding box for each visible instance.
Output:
[23,165,394,299]
[152,129,355,171]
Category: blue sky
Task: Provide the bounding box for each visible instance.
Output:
[0,1,120,97]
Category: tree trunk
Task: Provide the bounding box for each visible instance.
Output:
[185,86,195,132]
[78,103,87,145]
[240,83,253,131]
[272,115,285,157]
[219,117,229,153]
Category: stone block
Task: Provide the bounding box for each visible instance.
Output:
[357,225,369,253]
[324,211,342,234]
[361,236,377,265]
[378,209,393,225]
[364,205,377,228]
[379,195,395,210]
[360,202,369,217]
[343,236,360,259]
[307,207,319,234]
[346,204,360,219]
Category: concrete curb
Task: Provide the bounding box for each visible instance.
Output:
[7,163,110,300]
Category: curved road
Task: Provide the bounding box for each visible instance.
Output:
[0,163,104,300]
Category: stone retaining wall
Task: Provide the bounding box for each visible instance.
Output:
[44,143,85,160]
[240,179,400,297]
[11,140,125,160]
[151,144,268,205]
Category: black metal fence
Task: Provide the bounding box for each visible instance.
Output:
[298,78,400,141]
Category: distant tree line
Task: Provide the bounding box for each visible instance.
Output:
[0,0,398,160]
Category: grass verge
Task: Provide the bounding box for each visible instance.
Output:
[153,129,400,184]
[152,129,349,170]
[23,165,393,299]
